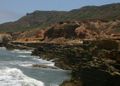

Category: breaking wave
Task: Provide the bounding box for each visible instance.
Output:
[0,68,44,86]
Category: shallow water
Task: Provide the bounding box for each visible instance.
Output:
[0,47,70,86]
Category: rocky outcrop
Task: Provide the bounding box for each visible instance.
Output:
[32,39,120,86]
[7,19,120,45]
[43,20,120,44]
[32,64,58,69]
[11,29,45,42]
[44,23,79,40]
[0,33,12,46]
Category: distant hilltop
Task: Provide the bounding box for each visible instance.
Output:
[0,3,120,32]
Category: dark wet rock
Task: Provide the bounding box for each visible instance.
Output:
[32,64,58,69]
[32,39,120,86]
[5,43,33,50]
[60,80,82,86]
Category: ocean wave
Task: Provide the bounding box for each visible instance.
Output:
[0,68,44,86]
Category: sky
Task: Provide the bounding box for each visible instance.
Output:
[0,0,120,24]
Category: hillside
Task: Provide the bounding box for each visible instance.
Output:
[0,3,120,32]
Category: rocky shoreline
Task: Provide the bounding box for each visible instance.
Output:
[2,37,120,86]
[1,19,120,86]
[32,39,120,86]
[1,36,120,86]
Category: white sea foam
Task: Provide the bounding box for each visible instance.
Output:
[11,49,32,54]
[6,61,35,67]
[0,47,6,50]
[45,63,55,67]
[20,63,33,67]
[34,58,55,67]
[17,55,29,58]
[17,55,38,58]
[0,68,44,86]
[19,61,55,68]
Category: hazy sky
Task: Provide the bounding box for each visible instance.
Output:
[0,0,120,24]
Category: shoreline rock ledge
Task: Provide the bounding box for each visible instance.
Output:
[32,39,120,86]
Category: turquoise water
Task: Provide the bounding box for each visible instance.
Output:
[0,47,70,86]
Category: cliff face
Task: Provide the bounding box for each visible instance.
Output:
[44,23,79,39]
[9,19,120,45]
[10,29,45,43]
[42,20,120,44]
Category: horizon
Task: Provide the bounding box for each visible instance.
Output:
[0,0,120,24]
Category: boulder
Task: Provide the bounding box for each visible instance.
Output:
[0,34,12,44]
